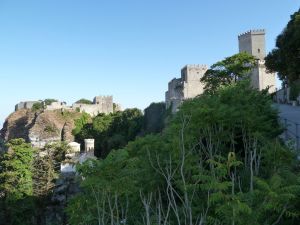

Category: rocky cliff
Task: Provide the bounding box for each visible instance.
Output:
[0,109,82,148]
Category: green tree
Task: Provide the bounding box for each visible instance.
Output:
[265,8,300,83]
[0,139,36,225]
[75,98,93,104]
[72,112,91,136]
[32,102,43,111]
[43,99,58,106]
[142,102,168,134]
[201,52,256,93]
[67,81,300,225]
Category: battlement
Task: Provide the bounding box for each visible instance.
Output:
[238,29,265,39]
[183,64,208,70]
[93,95,113,104]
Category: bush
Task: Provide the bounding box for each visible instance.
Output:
[75,98,93,104]
[31,102,43,111]
[289,82,300,101]
[44,99,58,106]
[67,81,300,225]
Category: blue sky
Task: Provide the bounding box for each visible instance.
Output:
[0,0,298,126]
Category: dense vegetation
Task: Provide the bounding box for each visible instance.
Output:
[201,52,256,93]
[73,103,168,158]
[66,80,300,225]
[1,8,300,224]
[265,8,300,84]
[0,140,70,225]
[75,98,93,104]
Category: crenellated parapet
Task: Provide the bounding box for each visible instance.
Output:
[166,64,208,113]
[238,29,265,39]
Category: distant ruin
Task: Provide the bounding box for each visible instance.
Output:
[15,95,121,117]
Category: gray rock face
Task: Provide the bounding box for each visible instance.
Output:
[1,109,81,148]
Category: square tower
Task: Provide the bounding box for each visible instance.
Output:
[181,64,208,99]
[238,29,276,93]
[238,29,266,60]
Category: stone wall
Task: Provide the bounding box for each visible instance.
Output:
[72,96,114,116]
[46,101,69,111]
[238,29,266,60]
[251,60,276,93]
[238,30,276,93]
[15,101,42,111]
[165,65,207,113]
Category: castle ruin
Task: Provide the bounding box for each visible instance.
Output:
[15,95,118,117]
[15,101,42,111]
[72,96,113,116]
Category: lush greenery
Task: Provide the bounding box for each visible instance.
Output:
[289,82,300,101]
[201,52,256,93]
[44,99,58,106]
[265,8,300,84]
[66,81,300,225]
[0,139,35,225]
[73,108,144,157]
[142,102,169,135]
[32,102,44,111]
[0,140,70,225]
[73,103,168,158]
[75,98,93,104]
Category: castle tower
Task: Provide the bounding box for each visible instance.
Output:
[165,64,208,113]
[238,30,276,93]
[84,139,94,156]
[238,29,266,60]
[181,64,208,99]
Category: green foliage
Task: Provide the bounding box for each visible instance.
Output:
[142,102,168,134]
[0,138,36,224]
[289,82,300,101]
[201,52,256,93]
[44,99,58,106]
[75,98,93,104]
[32,102,43,111]
[44,124,58,134]
[72,112,91,136]
[67,82,300,225]
[74,108,143,157]
[265,8,300,83]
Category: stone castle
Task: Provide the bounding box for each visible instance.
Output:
[15,95,121,117]
[238,29,276,93]
[165,65,208,112]
[165,29,276,112]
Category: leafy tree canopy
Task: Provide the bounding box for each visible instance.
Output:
[265,8,300,83]
[201,52,256,93]
[75,98,93,104]
[43,99,58,106]
[67,81,300,225]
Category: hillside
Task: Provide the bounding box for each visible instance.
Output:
[0,109,82,148]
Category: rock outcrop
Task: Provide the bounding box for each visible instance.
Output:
[0,109,81,148]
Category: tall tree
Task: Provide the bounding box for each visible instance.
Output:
[0,138,36,225]
[201,52,256,93]
[265,8,300,84]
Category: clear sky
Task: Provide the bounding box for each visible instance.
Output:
[0,0,298,127]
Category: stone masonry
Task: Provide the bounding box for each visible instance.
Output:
[238,29,276,93]
[165,65,208,113]
[166,29,276,113]
[15,96,115,117]
[72,96,113,116]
